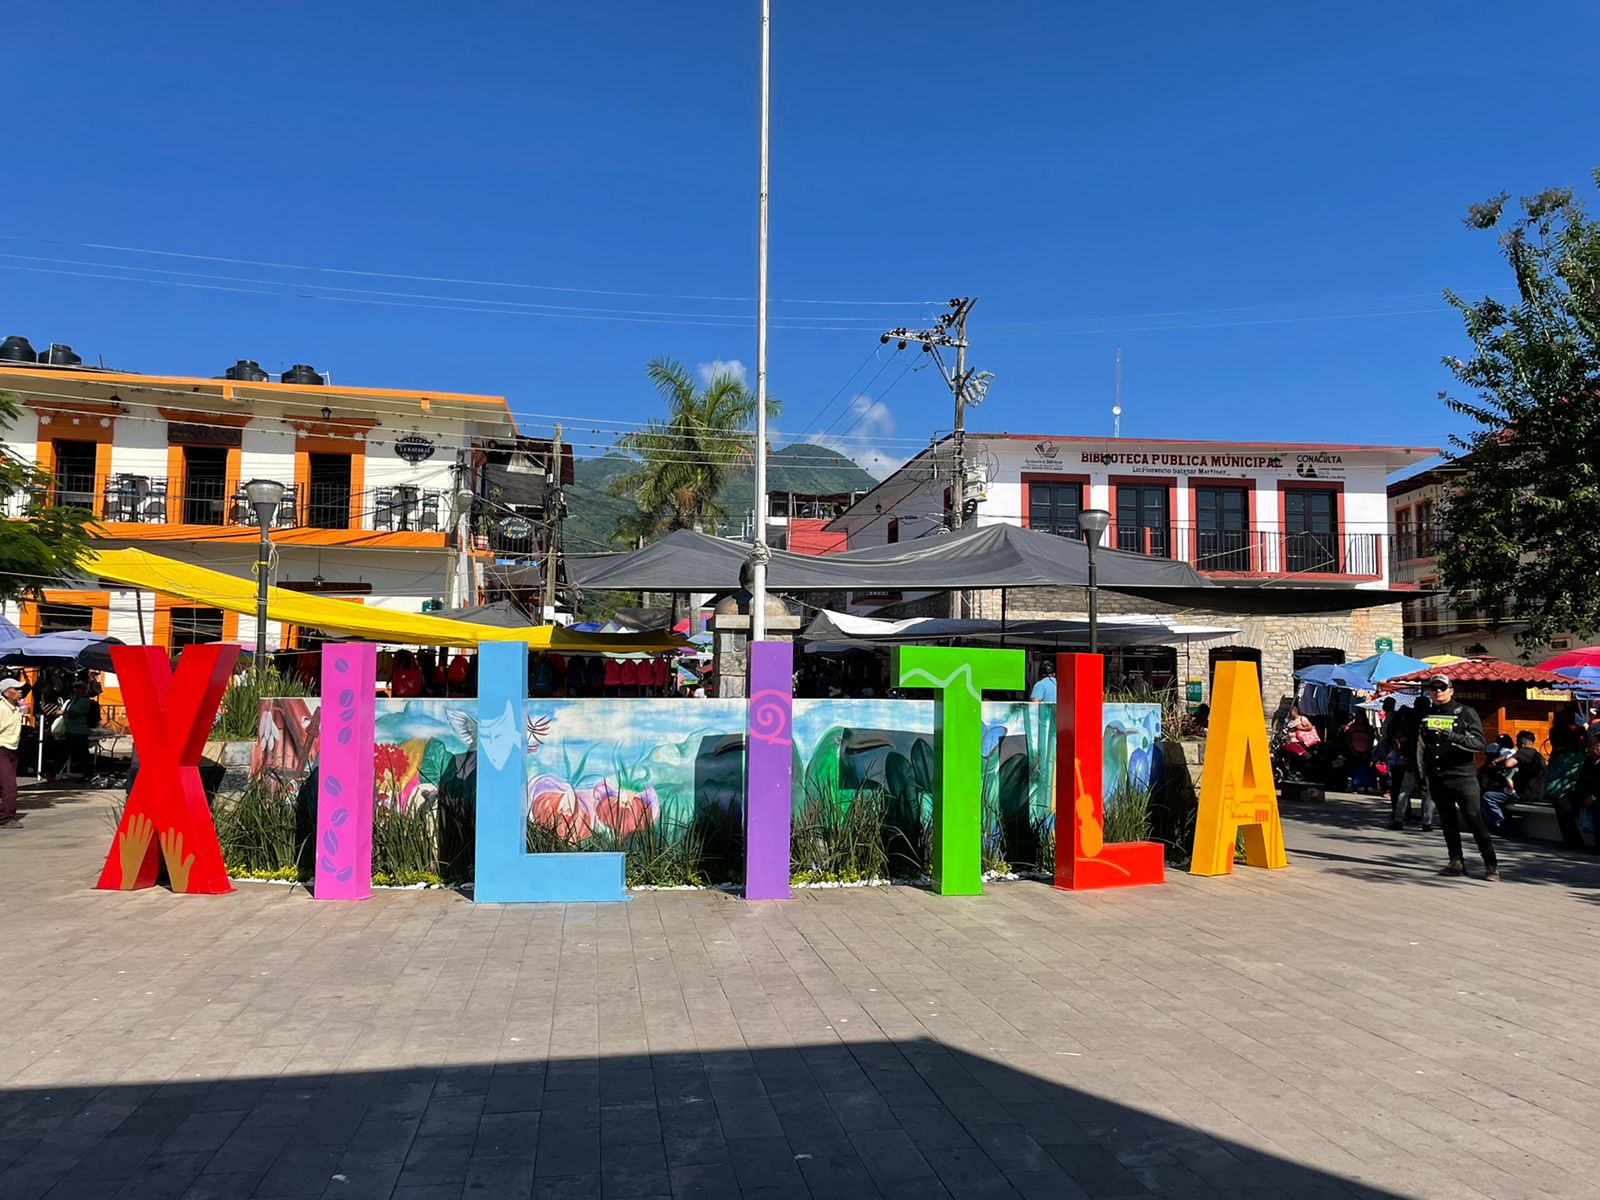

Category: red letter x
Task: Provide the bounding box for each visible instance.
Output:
[96,643,239,894]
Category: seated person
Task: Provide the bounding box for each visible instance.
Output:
[1342,714,1378,792]
[1479,734,1518,832]
[1282,706,1319,757]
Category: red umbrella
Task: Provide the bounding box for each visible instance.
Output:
[1536,646,1600,671]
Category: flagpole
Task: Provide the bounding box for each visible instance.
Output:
[749,0,771,645]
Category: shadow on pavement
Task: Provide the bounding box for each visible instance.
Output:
[0,1040,1409,1199]
[1282,794,1600,899]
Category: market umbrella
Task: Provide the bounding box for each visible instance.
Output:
[1344,650,1430,683]
[1553,665,1600,694]
[0,630,128,776]
[1420,654,1465,666]
[0,630,125,672]
[1294,662,1375,692]
[1537,646,1600,671]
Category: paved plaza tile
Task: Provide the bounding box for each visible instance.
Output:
[3,787,1599,1199]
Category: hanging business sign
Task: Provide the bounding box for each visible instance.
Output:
[498,516,534,540]
[394,433,436,464]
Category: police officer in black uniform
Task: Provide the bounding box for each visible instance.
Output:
[1419,674,1499,880]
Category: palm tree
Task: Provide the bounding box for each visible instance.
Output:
[607,357,778,535]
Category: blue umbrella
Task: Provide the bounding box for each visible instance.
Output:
[1555,665,1600,694]
[0,614,21,642]
[1344,650,1430,683]
[0,630,125,671]
[1294,662,1375,691]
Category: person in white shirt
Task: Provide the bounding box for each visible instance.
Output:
[0,677,26,826]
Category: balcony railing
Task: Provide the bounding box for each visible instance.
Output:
[14,474,449,535]
[1038,521,1386,578]
[1390,525,1444,564]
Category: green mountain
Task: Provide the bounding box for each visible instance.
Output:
[564,442,881,552]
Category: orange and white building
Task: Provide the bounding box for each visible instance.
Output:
[0,341,518,654]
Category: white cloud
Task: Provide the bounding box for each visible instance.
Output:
[805,394,906,478]
[697,358,748,385]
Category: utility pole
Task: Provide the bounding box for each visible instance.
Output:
[453,456,475,610]
[748,0,772,644]
[881,297,990,616]
[543,423,563,618]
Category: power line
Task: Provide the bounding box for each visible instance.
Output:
[785,345,884,439]
[0,252,898,326]
[8,381,924,466]
[1,233,938,307]
[0,264,898,333]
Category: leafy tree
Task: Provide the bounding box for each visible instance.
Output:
[0,391,94,606]
[1439,174,1600,647]
[606,357,778,536]
[575,588,642,625]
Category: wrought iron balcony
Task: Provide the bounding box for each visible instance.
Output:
[14,473,449,535]
[1037,519,1386,578]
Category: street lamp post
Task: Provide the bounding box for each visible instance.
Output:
[1078,509,1111,656]
[244,479,287,680]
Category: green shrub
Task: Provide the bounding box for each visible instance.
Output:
[227,864,301,882]
[215,667,312,740]
[524,808,710,888]
[372,800,438,881]
[791,781,890,885]
[373,869,445,887]
[1027,817,1055,876]
[1103,776,1153,845]
[1148,742,1200,863]
[214,777,303,876]
[624,815,708,888]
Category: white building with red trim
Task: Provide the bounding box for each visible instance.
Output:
[825,433,1435,704]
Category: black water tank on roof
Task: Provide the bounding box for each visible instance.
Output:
[0,335,36,363]
[224,359,269,382]
[281,363,324,385]
[40,343,82,366]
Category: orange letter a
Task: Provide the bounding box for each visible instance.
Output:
[1190,660,1286,876]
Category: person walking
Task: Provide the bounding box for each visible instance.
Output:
[1387,696,1434,832]
[0,677,26,827]
[1419,674,1498,880]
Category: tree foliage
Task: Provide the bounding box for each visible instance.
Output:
[1439,173,1600,647]
[606,357,777,537]
[0,391,94,605]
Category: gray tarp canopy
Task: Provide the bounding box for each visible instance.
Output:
[801,610,1239,649]
[438,601,537,628]
[568,524,1422,615]
[567,524,1210,593]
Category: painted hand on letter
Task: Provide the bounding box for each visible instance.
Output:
[160,828,196,892]
[118,813,155,890]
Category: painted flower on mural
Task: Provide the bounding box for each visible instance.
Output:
[529,772,596,841]
[374,743,411,807]
[591,778,660,838]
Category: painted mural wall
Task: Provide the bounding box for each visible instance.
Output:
[251,696,1161,845]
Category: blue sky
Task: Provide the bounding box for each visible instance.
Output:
[6,1,1598,474]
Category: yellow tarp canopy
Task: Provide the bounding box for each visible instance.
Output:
[86,548,684,654]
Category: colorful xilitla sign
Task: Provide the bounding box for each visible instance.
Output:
[97,643,1282,898]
